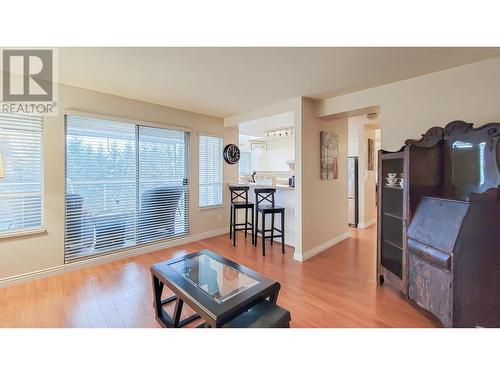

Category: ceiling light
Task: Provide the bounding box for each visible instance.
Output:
[266,128,294,139]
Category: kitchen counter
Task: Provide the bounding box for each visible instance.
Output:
[228,183,294,190]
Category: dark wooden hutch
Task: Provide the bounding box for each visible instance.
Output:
[377,121,500,327]
[377,149,407,293]
[377,126,444,295]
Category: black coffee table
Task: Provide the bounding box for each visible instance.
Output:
[150,249,281,328]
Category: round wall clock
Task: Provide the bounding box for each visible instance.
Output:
[223,144,240,164]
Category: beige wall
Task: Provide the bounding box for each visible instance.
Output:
[0,83,238,280]
[362,127,378,225]
[300,98,348,254]
[316,57,500,150]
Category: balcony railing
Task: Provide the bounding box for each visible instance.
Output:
[66,178,188,215]
[64,178,190,261]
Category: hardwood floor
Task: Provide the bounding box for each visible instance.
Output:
[0,225,440,328]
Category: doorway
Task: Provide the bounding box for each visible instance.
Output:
[347,112,380,229]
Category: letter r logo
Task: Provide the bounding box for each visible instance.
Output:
[2,49,53,102]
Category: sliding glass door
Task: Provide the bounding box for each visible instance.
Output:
[138,126,189,244]
[65,115,189,263]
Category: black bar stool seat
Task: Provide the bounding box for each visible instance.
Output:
[232,201,254,208]
[254,188,285,256]
[256,204,285,213]
[229,186,255,247]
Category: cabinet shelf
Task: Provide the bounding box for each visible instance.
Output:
[383,239,403,250]
[383,212,403,220]
[383,185,403,190]
[378,150,406,292]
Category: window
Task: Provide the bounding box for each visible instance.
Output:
[239,151,251,176]
[199,134,223,208]
[0,113,43,236]
[138,126,189,243]
[65,115,189,263]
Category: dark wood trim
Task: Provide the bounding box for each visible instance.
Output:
[376,150,383,286]
[405,126,444,147]
[380,150,404,160]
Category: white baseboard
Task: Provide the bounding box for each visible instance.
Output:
[0,227,229,288]
[293,231,351,262]
[358,218,377,229]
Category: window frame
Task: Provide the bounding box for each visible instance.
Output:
[0,113,45,239]
[198,132,224,210]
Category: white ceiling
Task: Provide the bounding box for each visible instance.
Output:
[58,48,500,118]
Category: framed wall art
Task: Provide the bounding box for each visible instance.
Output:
[320,131,338,180]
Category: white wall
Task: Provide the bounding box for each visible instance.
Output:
[0,83,238,281]
[266,136,294,171]
[348,121,359,157]
[316,57,500,150]
[241,135,294,172]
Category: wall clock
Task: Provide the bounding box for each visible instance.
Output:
[223,144,240,164]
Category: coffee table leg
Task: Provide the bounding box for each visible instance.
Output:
[152,274,201,328]
[269,288,279,304]
[172,298,184,327]
[152,275,164,320]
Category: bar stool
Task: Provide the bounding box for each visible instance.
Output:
[254,188,285,256]
[229,186,254,247]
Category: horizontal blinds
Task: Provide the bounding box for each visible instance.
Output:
[199,134,223,208]
[65,115,189,263]
[138,126,189,244]
[65,116,137,262]
[0,113,43,235]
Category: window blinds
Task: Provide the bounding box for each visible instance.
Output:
[65,115,189,263]
[199,134,223,208]
[138,126,189,244]
[0,113,43,236]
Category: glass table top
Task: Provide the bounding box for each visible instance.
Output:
[169,254,260,304]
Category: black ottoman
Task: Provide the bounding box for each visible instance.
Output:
[223,300,291,328]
